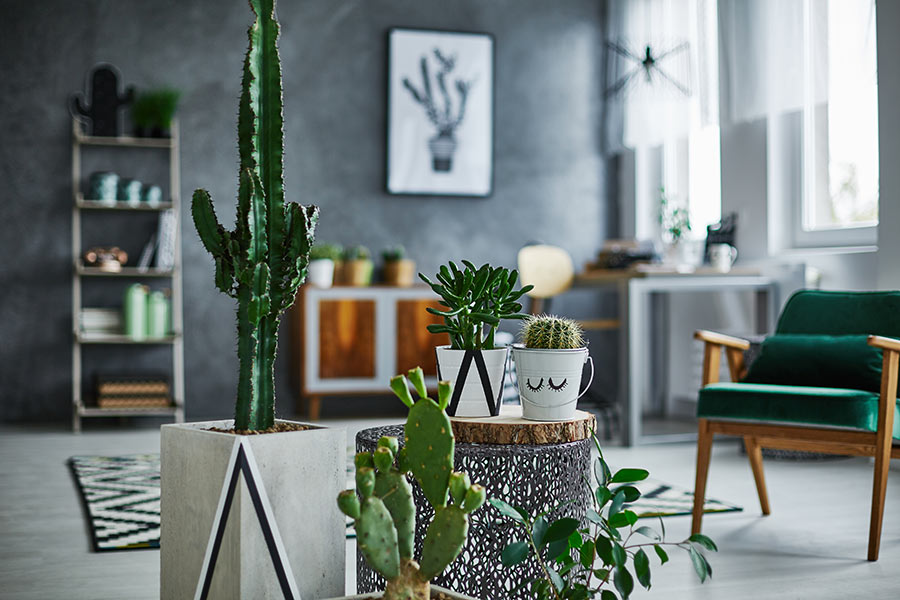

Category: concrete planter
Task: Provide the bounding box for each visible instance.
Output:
[435,346,508,417]
[160,420,346,600]
[512,346,594,421]
[330,586,478,600]
[308,258,335,288]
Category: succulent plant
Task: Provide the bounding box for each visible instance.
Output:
[338,367,486,600]
[191,0,318,431]
[521,315,585,350]
[343,244,371,261]
[131,88,180,133]
[309,242,343,262]
[420,261,533,350]
[382,245,407,262]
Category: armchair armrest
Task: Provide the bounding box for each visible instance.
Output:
[694,330,751,385]
[868,335,900,353]
[694,330,751,350]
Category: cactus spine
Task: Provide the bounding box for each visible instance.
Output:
[522,314,585,350]
[191,0,317,431]
[339,368,486,600]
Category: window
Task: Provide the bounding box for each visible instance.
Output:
[799,0,878,247]
[662,126,721,242]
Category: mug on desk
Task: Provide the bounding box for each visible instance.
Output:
[709,243,738,272]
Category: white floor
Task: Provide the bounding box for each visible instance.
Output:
[1,419,899,600]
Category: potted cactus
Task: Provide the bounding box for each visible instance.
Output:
[342,244,374,286]
[308,242,342,288]
[337,367,485,600]
[420,261,532,417]
[512,315,594,421]
[131,87,180,138]
[159,2,345,598]
[382,245,416,287]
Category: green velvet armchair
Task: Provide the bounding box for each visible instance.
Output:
[691,290,900,561]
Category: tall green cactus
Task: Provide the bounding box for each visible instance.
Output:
[339,368,486,600]
[191,0,317,431]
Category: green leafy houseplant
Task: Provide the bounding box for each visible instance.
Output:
[492,436,716,600]
[338,368,486,600]
[191,0,318,431]
[131,88,180,137]
[420,260,534,350]
[658,188,691,245]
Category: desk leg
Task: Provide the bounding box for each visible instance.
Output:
[626,283,650,447]
[618,279,630,445]
[755,286,776,335]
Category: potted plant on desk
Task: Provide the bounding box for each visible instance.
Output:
[160,2,345,598]
[420,260,533,417]
[338,367,485,600]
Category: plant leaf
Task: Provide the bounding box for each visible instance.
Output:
[593,457,611,486]
[612,485,641,503]
[689,533,719,552]
[653,544,669,565]
[586,509,604,525]
[533,516,549,547]
[634,549,651,589]
[608,490,626,517]
[488,498,525,523]
[546,538,569,561]
[612,542,627,567]
[633,526,660,541]
[611,468,649,484]
[547,566,564,592]
[595,536,614,565]
[545,518,580,543]
[579,540,595,568]
[500,541,530,567]
[595,486,612,509]
[614,566,634,598]
[601,590,617,600]
[568,531,584,549]
[688,546,708,583]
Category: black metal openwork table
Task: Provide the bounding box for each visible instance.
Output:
[356,424,592,600]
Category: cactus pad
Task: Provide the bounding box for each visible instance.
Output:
[356,496,401,580]
[419,505,469,581]
[405,397,454,509]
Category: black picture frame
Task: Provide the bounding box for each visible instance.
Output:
[386,27,494,198]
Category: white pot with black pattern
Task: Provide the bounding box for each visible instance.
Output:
[512,345,594,421]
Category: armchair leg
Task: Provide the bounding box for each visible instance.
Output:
[692,419,713,535]
[744,436,771,515]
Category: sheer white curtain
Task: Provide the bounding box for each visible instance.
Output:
[605,0,718,150]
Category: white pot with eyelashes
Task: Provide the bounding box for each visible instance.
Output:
[512,345,593,421]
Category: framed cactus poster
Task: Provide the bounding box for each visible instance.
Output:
[387,28,494,197]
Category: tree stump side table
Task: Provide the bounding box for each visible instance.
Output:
[356,408,595,600]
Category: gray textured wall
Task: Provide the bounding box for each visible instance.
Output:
[0,0,613,422]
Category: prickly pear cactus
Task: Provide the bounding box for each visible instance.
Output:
[191,0,318,431]
[338,367,486,600]
[522,314,585,350]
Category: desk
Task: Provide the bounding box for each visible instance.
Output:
[564,268,777,446]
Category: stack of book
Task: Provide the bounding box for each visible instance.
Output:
[95,375,171,409]
[80,308,122,336]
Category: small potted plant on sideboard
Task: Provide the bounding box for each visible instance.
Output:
[308,242,342,288]
[420,260,532,417]
[382,245,416,287]
[342,244,374,286]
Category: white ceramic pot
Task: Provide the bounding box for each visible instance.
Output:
[435,346,509,417]
[512,346,594,421]
[160,420,346,600]
[308,258,335,288]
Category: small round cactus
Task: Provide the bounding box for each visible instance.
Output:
[522,314,585,349]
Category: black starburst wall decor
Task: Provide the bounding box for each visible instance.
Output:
[605,40,692,98]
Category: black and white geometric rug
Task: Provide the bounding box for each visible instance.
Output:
[68,454,161,551]
[68,454,740,552]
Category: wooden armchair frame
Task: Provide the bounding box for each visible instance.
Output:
[691,330,900,561]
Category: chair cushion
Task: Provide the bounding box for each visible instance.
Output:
[776,290,900,338]
[742,334,883,393]
[697,383,900,440]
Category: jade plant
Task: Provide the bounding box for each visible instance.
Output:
[492,435,716,600]
[338,368,486,600]
[420,260,534,350]
[522,315,586,350]
[191,0,317,431]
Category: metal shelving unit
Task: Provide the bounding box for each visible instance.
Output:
[71,117,185,432]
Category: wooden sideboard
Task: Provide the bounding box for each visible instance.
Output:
[290,285,449,419]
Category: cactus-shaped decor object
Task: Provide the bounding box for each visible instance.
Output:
[191,0,318,431]
[69,64,134,137]
[521,314,585,350]
[338,367,486,600]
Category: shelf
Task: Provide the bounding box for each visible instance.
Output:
[75,262,175,278]
[77,405,179,417]
[76,332,181,345]
[75,195,174,212]
[74,132,174,149]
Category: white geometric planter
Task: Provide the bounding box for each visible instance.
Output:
[512,346,593,421]
[435,346,509,417]
[160,420,346,600]
[308,259,335,288]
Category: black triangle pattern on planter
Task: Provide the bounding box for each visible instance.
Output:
[437,348,507,417]
[196,439,299,600]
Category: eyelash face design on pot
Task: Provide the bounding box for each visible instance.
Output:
[526,378,544,392]
[548,378,568,391]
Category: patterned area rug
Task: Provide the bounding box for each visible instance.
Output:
[69,454,740,552]
[69,454,161,551]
